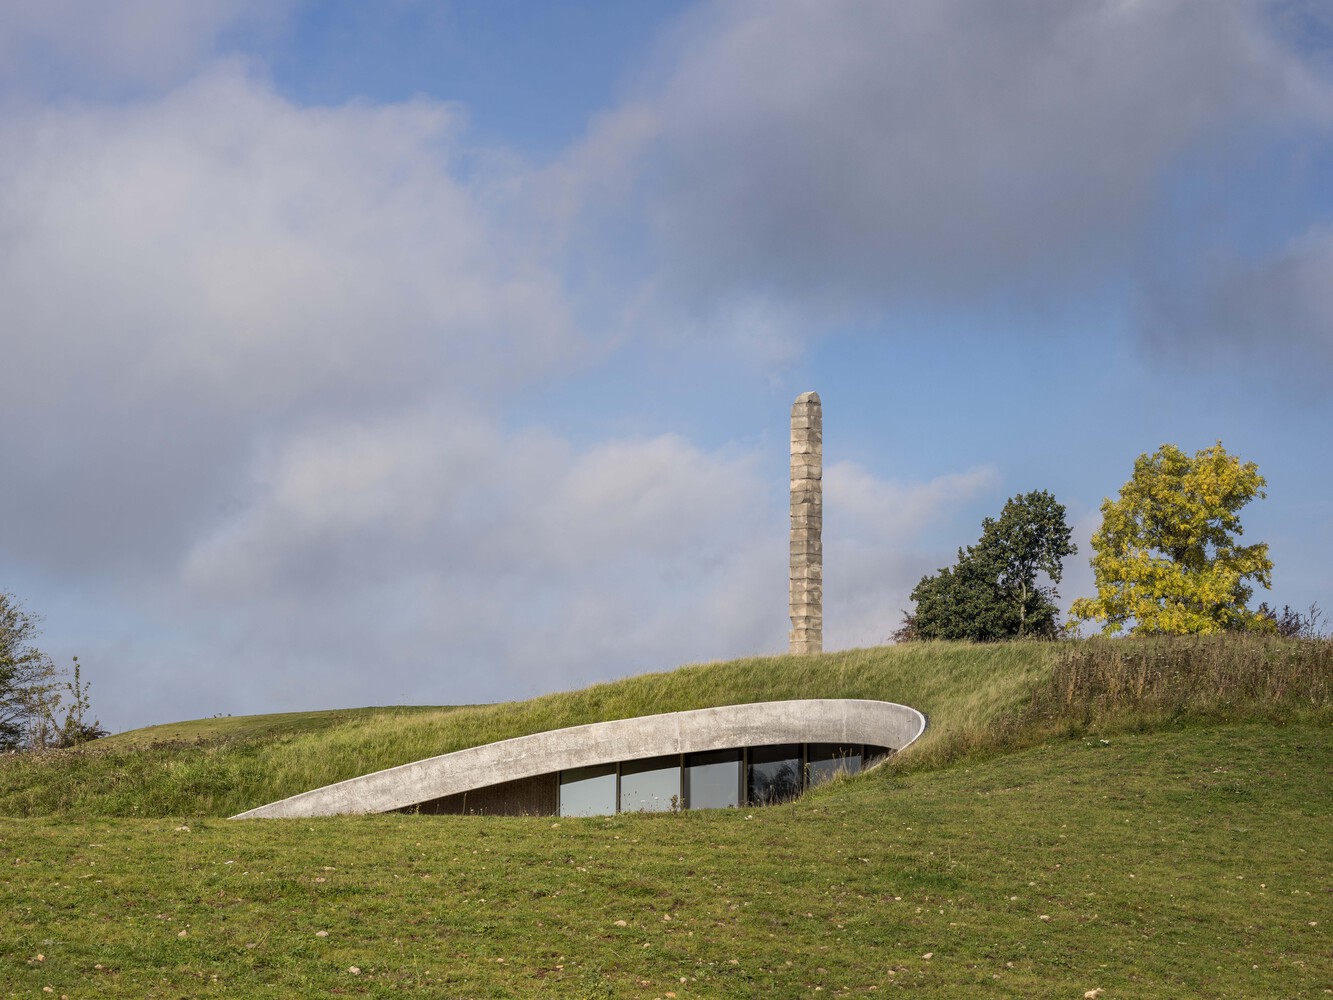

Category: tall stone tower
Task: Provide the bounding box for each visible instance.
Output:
[789,391,823,655]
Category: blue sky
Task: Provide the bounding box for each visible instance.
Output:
[2,0,1330,732]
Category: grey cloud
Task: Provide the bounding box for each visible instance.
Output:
[1143,226,1333,378]
[573,0,1328,317]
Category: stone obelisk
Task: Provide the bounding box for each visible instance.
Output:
[789,391,822,655]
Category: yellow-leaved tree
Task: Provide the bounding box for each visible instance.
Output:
[1070,442,1273,635]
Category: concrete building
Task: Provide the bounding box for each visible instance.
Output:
[232,699,926,819]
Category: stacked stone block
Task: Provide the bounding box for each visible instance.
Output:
[790,391,822,655]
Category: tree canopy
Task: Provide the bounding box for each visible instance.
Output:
[1,593,104,750]
[901,490,1076,641]
[1070,442,1272,635]
[1,592,55,749]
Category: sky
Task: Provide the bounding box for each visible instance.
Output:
[2,0,1331,734]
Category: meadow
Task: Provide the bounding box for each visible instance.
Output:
[1,636,1329,997]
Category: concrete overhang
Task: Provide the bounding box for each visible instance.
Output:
[231,698,926,819]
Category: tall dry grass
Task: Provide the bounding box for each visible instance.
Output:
[933,634,1333,763]
[1035,633,1330,723]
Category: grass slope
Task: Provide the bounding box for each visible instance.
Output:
[100,706,456,750]
[1,723,1327,997]
[1,642,1063,817]
[0,636,1329,997]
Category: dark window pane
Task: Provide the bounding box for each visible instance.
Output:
[806,743,862,787]
[748,744,802,806]
[559,763,617,817]
[685,749,741,809]
[406,772,558,816]
[862,745,891,768]
[620,755,681,813]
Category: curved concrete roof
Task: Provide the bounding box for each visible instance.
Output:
[231,698,926,819]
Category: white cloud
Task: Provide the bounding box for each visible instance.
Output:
[0,0,289,93]
[119,409,999,724]
[0,65,575,410]
[0,65,580,577]
[1059,507,1105,635]
[169,413,778,713]
[823,461,1002,649]
[826,462,1000,539]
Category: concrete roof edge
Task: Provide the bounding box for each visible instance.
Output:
[231,698,926,820]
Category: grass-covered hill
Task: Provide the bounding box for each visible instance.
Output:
[1,636,1329,997]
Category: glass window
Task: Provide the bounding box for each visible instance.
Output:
[620,755,681,813]
[862,745,890,769]
[748,744,802,806]
[685,749,742,810]
[559,763,617,817]
[806,743,862,787]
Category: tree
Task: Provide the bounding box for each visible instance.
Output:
[0,593,103,750]
[900,490,1077,641]
[1255,602,1327,640]
[1070,442,1272,635]
[0,592,58,750]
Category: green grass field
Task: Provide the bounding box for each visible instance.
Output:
[1,636,1329,997]
[98,706,459,750]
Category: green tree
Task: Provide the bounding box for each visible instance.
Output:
[901,490,1077,641]
[1070,442,1273,635]
[0,592,58,749]
[0,593,103,749]
[51,656,106,748]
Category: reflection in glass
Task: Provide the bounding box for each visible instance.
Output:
[862,745,890,769]
[806,743,862,787]
[748,744,802,806]
[685,749,742,809]
[559,763,617,817]
[620,755,681,812]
